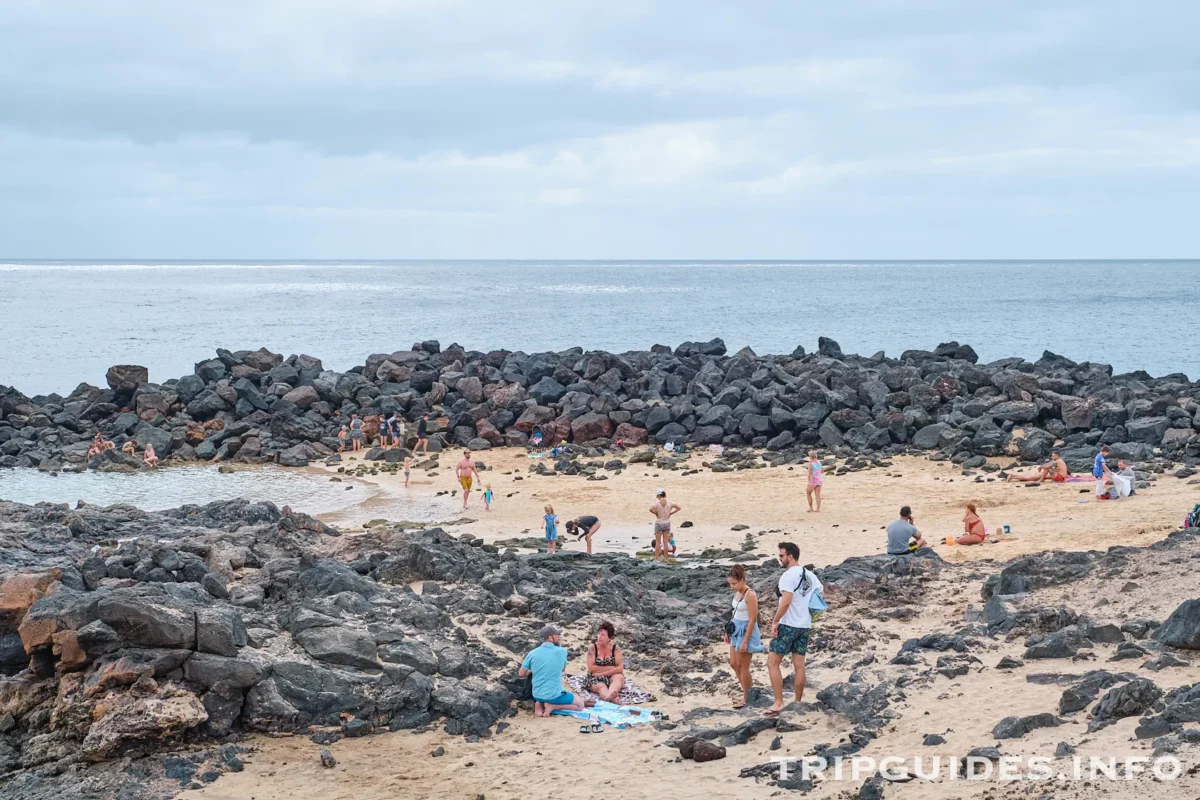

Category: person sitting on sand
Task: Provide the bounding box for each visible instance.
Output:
[543,505,559,554]
[649,489,681,562]
[724,564,765,709]
[337,425,348,453]
[142,443,159,468]
[565,515,601,555]
[585,621,626,703]
[1110,460,1136,498]
[121,440,137,457]
[806,450,824,512]
[886,506,928,554]
[519,625,591,717]
[456,450,481,509]
[954,503,987,545]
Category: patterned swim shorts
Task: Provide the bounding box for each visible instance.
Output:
[768,624,811,656]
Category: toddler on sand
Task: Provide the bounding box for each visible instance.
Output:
[543,505,559,554]
[483,484,494,511]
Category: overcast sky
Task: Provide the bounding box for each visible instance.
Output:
[1,1,1196,259]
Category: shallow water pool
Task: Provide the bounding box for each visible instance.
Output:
[0,465,374,516]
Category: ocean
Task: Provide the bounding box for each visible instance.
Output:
[1,260,1196,397]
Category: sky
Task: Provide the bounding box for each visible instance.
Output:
[1,1,1197,259]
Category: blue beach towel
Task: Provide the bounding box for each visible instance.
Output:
[550,700,663,728]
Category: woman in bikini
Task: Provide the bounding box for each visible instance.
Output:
[955,503,986,545]
[806,450,824,512]
[585,621,625,702]
[724,564,765,708]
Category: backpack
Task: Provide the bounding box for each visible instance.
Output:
[792,568,828,621]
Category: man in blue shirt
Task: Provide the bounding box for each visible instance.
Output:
[1093,445,1112,500]
[520,625,589,717]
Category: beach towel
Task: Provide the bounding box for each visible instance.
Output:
[565,674,656,705]
[549,699,663,728]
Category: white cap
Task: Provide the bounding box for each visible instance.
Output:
[656,489,666,496]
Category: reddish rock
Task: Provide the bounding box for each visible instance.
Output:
[932,374,963,400]
[475,418,504,445]
[546,415,572,445]
[0,571,61,633]
[281,385,320,409]
[105,365,148,393]
[185,426,207,445]
[571,412,613,442]
[202,419,225,431]
[52,630,88,672]
[514,406,556,434]
[614,423,648,446]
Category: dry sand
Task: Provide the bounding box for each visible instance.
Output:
[317,448,1194,566]
[194,448,1200,800]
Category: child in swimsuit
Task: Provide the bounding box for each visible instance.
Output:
[483,485,493,511]
[543,505,558,554]
[403,457,412,488]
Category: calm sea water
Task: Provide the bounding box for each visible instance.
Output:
[1,260,1197,396]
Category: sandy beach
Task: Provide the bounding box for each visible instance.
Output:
[317,447,1195,567]
[194,447,1200,799]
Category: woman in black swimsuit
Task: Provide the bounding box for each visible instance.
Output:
[565,515,601,555]
[585,621,625,702]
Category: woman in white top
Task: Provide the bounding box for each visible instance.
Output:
[724,564,765,709]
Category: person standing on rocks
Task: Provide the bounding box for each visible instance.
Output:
[565,515,601,555]
[414,414,430,455]
[765,541,821,716]
[385,412,401,448]
[649,490,681,562]
[886,507,927,554]
[725,564,765,709]
[805,450,824,512]
[456,450,481,509]
[377,415,391,448]
[519,625,589,717]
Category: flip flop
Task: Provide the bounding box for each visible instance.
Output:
[763,708,781,717]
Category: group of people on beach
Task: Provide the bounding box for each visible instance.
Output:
[337,412,431,456]
[1006,445,1135,500]
[87,433,158,467]
[537,488,681,558]
[517,540,821,720]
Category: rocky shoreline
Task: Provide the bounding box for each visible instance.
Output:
[2,495,1200,798]
[3,338,1199,476]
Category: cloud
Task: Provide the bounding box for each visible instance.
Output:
[0,0,1197,257]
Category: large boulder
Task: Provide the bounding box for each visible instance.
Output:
[571,413,613,442]
[281,385,320,409]
[295,626,379,670]
[911,423,950,450]
[1154,599,1200,649]
[105,365,149,394]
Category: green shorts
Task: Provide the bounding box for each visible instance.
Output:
[769,624,811,656]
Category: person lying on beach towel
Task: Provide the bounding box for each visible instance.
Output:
[1007,451,1070,483]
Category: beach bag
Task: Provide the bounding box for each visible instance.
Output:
[1186,504,1200,529]
[793,568,828,621]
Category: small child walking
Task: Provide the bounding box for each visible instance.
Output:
[543,504,559,554]
[403,456,412,488]
[483,484,494,511]
[337,425,348,453]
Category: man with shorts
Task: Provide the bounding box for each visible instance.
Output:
[649,489,681,563]
[886,506,927,554]
[519,625,589,718]
[414,414,430,455]
[765,541,821,716]
[456,449,481,509]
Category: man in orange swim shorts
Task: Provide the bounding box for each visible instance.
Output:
[456,450,482,509]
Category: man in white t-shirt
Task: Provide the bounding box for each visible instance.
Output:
[765,540,822,716]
